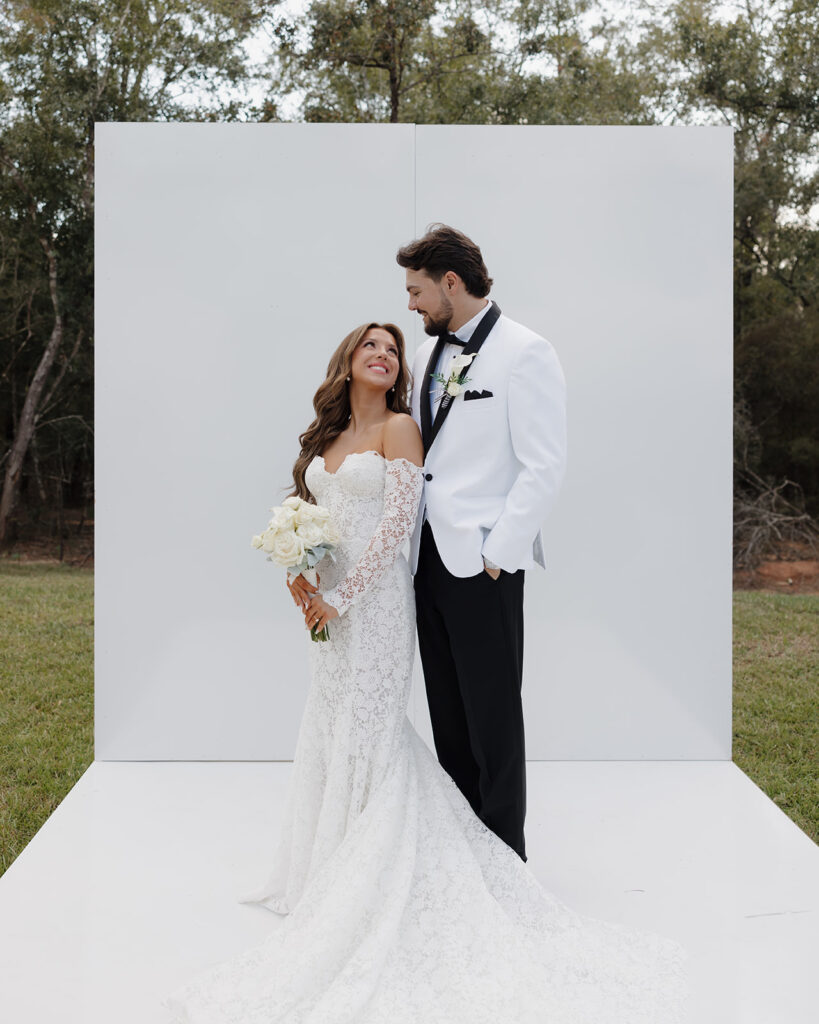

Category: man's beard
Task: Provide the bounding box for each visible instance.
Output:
[423,292,454,337]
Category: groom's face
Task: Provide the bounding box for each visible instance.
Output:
[405,268,453,337]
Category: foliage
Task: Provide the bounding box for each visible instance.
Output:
[269,0,659,124]
[630,0,819,515]
[1,0,817,547]
[0,0,276,547]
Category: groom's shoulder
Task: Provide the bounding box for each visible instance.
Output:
[495,312,563,379]
[497,311,551,353]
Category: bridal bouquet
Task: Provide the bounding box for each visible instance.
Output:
[251,496,340,641]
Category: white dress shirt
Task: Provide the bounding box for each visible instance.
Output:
[423,301,499,571]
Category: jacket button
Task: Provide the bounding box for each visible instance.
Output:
[425,473,433,481]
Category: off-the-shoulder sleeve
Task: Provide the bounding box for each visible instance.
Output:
[321,457,424,617]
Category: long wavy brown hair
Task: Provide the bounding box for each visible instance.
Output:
[285,321,413,501]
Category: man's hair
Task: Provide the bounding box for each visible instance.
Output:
[396,223,493,298]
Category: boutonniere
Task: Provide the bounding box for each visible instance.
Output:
[431,352,476,398]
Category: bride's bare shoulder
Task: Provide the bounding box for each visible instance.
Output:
[382,413,423,468]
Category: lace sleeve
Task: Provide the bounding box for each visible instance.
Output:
[321,457,424,617]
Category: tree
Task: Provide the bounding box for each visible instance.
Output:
[267,0,654,125]
[630,0,819,517]
[0,0,276,548]
[3,0,817,549]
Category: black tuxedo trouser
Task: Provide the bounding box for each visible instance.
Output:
[414,518,527,862]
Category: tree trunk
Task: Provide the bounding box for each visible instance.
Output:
[389,65,400,122]
[0,236,63,547]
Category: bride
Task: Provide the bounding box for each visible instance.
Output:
[162,321,689,1022]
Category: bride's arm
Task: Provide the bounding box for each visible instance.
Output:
[318,416,424,619]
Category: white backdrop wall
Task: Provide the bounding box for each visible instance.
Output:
[94,122,733,762]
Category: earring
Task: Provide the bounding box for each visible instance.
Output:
[346,375,351,381]
[391,385,395,391]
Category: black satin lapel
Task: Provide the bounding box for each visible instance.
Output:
[420,336,445,455]
[428,300,501,452]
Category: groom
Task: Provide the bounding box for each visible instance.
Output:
[397,224,567,862]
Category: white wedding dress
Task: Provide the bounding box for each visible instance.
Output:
[162,450,689,1023]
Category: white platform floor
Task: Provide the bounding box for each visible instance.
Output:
[0,758,816,1023]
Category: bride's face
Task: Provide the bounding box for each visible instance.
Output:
[351,328,400,392]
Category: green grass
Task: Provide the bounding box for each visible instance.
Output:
[0,566,816,878]
[0,562,94,875]
[732,591,818,845]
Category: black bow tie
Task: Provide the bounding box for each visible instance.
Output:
[441,331,467,347]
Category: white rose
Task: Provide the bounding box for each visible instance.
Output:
[322,522,340,545]
[268,506,296,532]
[295,521,324,547]
[309,502,331,523]
[261,528,278,553]
[281,496,302,510]
[250,534,263,549]
[268,530,305,567]
[294,502,318,525]
[446,380,462,397]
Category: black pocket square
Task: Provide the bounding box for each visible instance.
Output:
[464,389,493,401]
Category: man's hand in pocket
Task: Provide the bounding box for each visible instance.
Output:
[483,558,501,581]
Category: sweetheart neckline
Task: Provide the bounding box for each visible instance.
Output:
[314,450,423,477]
[316,450,383,476]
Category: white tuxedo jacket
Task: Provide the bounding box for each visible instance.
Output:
[409,302,567,577]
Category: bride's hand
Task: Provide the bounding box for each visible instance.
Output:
[303,592,339,632]
[287,571,320,610]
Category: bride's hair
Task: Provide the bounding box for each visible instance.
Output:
[286,321,413,501]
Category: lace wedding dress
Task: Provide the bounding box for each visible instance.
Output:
[162,450,689,1023]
